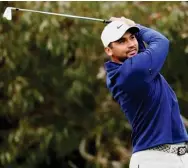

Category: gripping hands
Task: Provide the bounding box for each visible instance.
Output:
[109,16,136,26]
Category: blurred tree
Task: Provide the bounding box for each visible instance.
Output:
[0,1,188,168]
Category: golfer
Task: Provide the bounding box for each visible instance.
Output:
[101,17,188,168]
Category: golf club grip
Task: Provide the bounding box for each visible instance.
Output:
[104,20,111,24]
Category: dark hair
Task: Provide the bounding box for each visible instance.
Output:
[108,42,113,49]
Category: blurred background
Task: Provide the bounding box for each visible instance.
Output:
[0,1,188,168]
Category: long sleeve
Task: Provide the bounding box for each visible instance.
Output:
[116,25,169,92]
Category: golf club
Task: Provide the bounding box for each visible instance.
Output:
[3,7,111,24]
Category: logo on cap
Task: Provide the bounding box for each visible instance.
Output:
[117,24,123,29]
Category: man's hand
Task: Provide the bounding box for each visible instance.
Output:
[109,17,136,26]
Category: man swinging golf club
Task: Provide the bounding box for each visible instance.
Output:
[101,17,188,168]
[3,6,188,167]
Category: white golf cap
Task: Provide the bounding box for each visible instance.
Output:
[101,20,139,47]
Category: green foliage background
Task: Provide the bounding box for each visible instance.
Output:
[0,1,188,168]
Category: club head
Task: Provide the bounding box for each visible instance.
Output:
[3,7,12,20]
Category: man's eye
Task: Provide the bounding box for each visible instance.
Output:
[131,36,135,39]
[118,39,125,43]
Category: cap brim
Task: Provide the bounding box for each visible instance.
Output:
[112,26,139,45]
[127,26,140,34]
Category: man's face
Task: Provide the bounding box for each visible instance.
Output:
[105,31,139,62]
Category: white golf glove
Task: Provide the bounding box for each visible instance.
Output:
[109,17,136,26]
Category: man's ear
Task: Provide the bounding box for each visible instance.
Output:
[104,47,113,56]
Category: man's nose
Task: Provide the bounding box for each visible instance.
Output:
[127,40,135,48]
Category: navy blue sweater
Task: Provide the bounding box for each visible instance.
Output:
[104,25,188,153]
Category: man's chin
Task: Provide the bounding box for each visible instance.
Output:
[117,54,136,62]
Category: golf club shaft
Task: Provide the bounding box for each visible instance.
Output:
[11,7,111,23]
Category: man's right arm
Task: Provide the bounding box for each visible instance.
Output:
[116,24,169,92]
